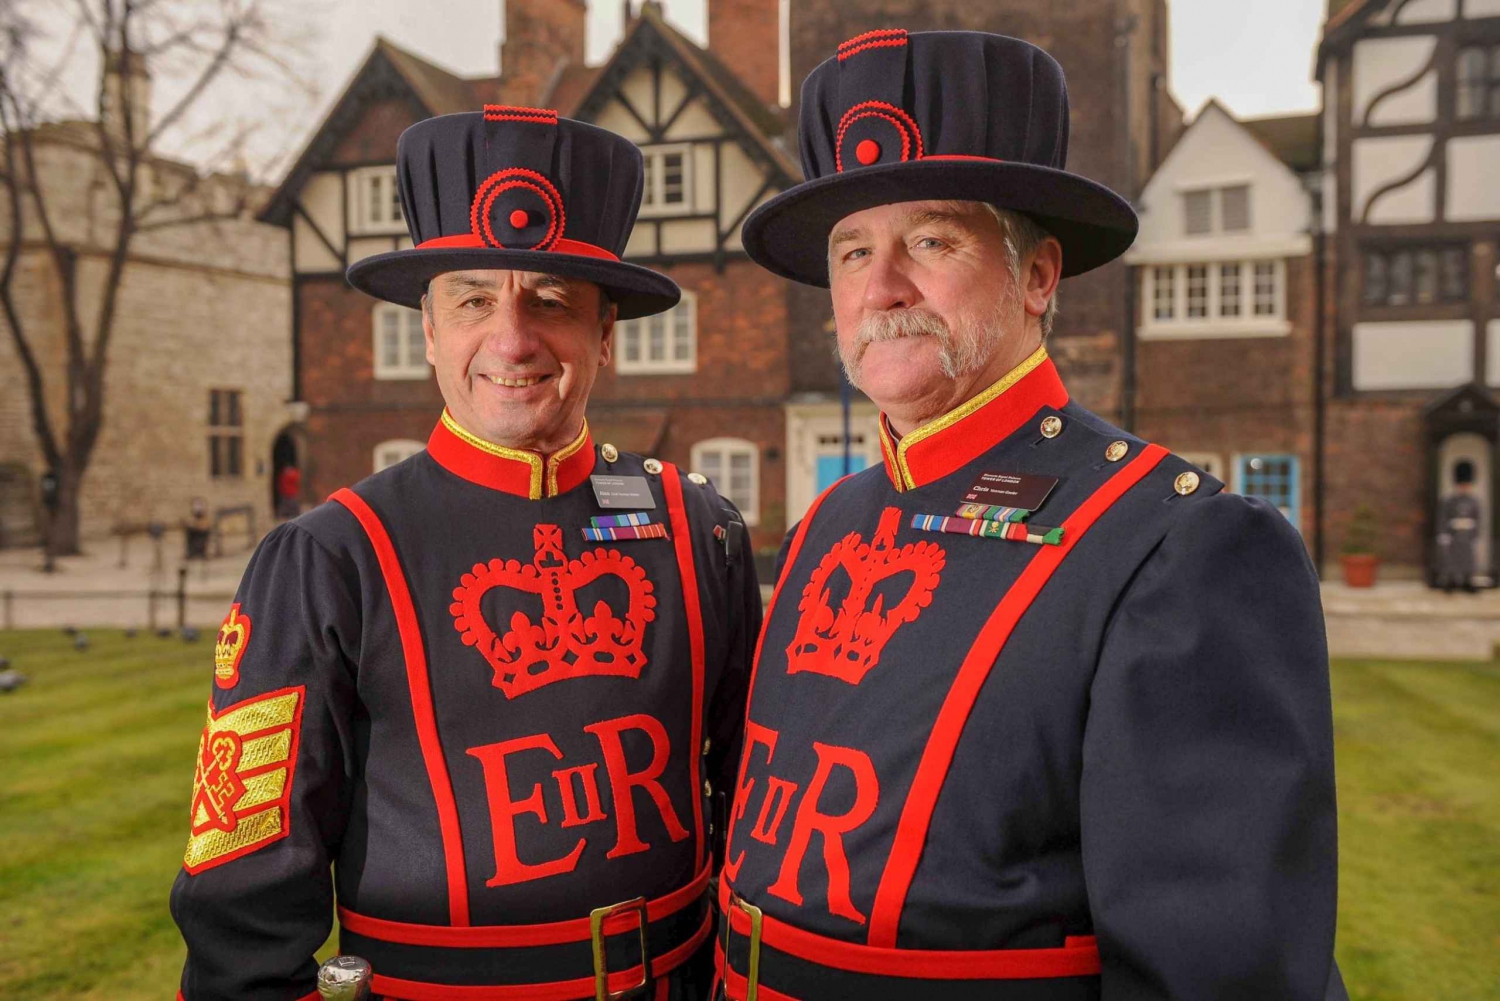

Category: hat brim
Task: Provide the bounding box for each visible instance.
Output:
[741,159,1139,286]
[346,247,681,320]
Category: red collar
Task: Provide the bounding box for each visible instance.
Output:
[877,347,1068,491]
[426,410,596,499]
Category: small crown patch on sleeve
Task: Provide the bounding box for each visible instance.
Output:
[214,604,252,690]
[184,685,304,874]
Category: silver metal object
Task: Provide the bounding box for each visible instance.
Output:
[317,955,373,1000]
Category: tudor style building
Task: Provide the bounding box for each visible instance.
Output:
[1318,0,1500,579]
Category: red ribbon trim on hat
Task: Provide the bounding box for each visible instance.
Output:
[838,28,908,60]
[415,234,621,261]
[482,104,558,124]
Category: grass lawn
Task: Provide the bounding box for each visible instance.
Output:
[0,630,1496,1000]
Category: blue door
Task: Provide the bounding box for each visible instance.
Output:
[816,453,867,492]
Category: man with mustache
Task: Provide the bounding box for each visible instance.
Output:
[714,30,1346,1000]
[170,109,759,1000]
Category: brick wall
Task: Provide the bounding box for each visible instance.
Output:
[708,0,781,107]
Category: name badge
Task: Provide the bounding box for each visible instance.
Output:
[962,471,1058,513]
[590,475,657,510]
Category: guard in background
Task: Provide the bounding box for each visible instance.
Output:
[1437,459,1482,592]
[716,30,1345,1000]
[170,108,760,1000]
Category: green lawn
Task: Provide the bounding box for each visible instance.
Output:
[0,631,1495,1000]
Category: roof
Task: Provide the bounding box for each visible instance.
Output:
[545,63,603,116]
[374,39,486,117]
[1241,112,1320,173]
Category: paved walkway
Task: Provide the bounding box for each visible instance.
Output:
[5,537,1500,660]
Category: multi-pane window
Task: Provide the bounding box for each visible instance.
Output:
[1237,454,1300,530]
[692,438,759,524]
[349,166,404,234]
[373,439,424,473]
[1362,246,1468,307]
[208,389,243,479]
[639,145,692,216]
[372,303,429,379]
[1187,265,1209,318]
[1457,46,1500,120]
[1142,259,1284,334]
[1219,263,1242,317]
[616,290,697,374]
[1153,266,1175,320]
[1181,184,1251,235]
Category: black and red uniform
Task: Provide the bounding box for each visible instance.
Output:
[171,414,759,1000]
[716,349,1344,999]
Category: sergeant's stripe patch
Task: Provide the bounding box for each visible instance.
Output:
[183,685,304,875]
[913,513,1065,546]
[583,523,669,542]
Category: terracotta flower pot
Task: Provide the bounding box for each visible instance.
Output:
[1340,553,1378,588]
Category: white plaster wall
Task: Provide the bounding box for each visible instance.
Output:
[1352,135,1435,222]
[293,216,341,272]
[624,224,656,258]
[346,237,394,265]
[1133,103,1311,247]
[1353,320,1473,389]
[659,218,716,253]
[1396,0,1457,22]
[621,70,656,125]
[594,100,650,143]
[658,68,688,123]
[693,144,716,214]
[299,171,344,251]
[1353,36,1438,124]
[1446,134,1500,221]
[719,141,769,231]
[664,100,719,140]
[1467,0,1500,16]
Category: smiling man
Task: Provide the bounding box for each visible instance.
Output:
[169,109,760,1001]
[715,30,1347,1001]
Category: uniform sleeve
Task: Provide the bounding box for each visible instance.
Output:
[704,504,762,867]
[170,520,361,1001]
[1080,492,1341,1000]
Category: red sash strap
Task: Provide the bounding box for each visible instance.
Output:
[333,488,471,926]
[660,462,708,873]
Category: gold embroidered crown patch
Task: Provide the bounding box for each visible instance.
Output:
[214,603,252,690]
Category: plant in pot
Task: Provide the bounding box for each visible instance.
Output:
[1340,503,1379,588]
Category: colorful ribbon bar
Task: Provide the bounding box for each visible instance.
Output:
[590,512,654,529]
[912,513,1065,546]
[955,503,1029,523]
[582,523,668,542]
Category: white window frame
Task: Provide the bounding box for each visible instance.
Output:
[1139,258,1289,339]
[372,303,430,380]
[348,165,405,235]
[637,143,694,218]
[373,439,425,473]
[615,289,697,374]
[691,437,760,526]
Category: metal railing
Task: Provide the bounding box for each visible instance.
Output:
[0,566,234,631]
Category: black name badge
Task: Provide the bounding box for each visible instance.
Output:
[962,471,1059,512]
[590,475,657,510]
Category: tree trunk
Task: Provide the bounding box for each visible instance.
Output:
[45,457,86,556]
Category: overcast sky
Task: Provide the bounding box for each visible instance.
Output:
[41,0,1328,177]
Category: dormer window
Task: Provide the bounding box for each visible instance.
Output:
[1457,46,1500,121]
[349,166,405,235]
[639,144,693,217]
[1182,184,1252,236]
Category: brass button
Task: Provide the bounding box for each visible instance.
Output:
[688,472,708,486]
[600,443,619,463]
[1105,440,1129,462]
[1174,471,1201,496]
[703,780,713,798]
[643,458,663,475]
[702,738,712,756]
[1040,415,1063,439]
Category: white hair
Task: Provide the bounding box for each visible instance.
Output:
[983,203,1060,338]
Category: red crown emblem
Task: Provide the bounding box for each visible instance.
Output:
[450,524,657,699]
[787,507,945,685]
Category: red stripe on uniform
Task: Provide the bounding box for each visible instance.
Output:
[333,488,471,927]
[368,910,712,1000]
[660,463,708,873]
[338,865,709,948]
[866,444,1169,946]
[721,474,850,881]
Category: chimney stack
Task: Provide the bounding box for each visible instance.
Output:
[499,0,586,107]
[707,0,780,108]
[101,47,151,145]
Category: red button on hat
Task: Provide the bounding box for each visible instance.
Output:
[509,208,529,228]
[855,139,881,165]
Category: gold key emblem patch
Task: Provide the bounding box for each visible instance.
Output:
[184,686,304,874]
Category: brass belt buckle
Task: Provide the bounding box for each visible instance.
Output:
[590,896,653,1001]
[720,891,763,1001]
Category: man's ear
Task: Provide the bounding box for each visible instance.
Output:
[598,301,618,368]
[421,294,437,365]
[1023,236,1063,320]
